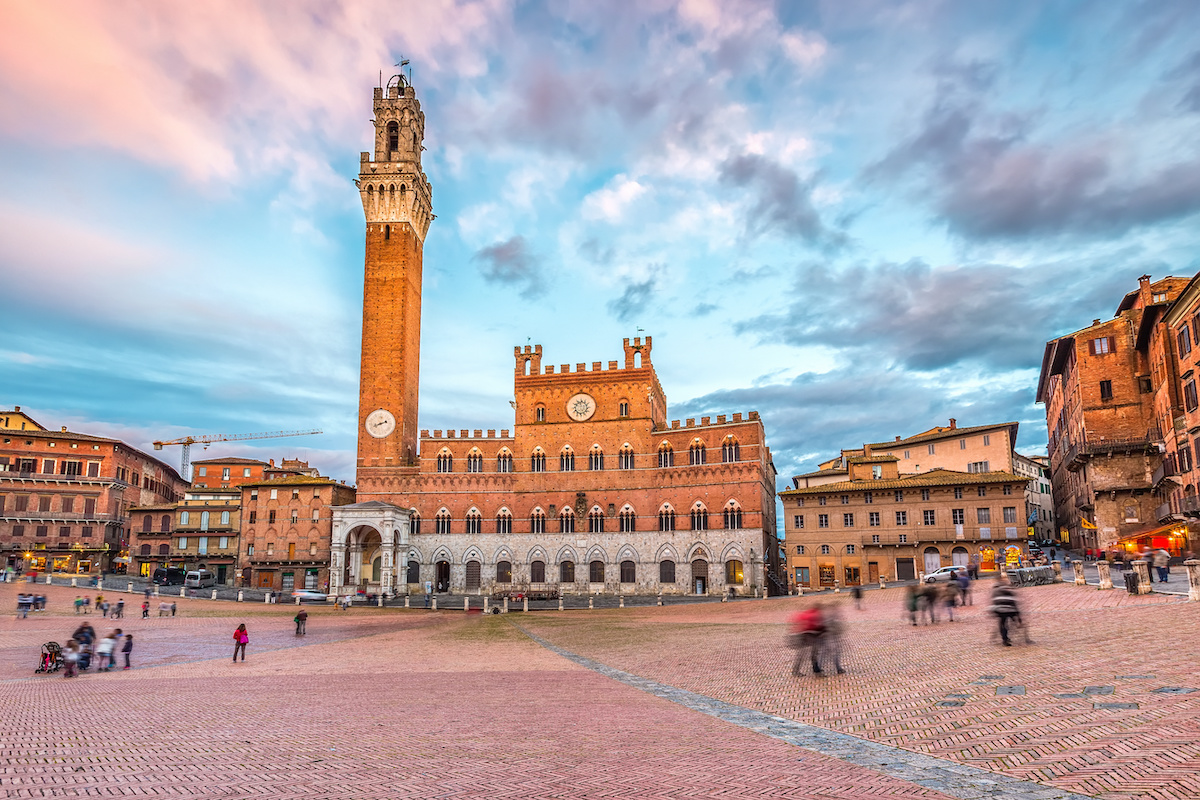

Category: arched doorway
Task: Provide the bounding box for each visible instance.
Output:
[465,560,481,591]
[952,547,969,568]
[923,547,942,574]
[691,559,708,594]
[435,560,450,592]
[371,556,382,582]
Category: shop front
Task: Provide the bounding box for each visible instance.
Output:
[1114,523,1191,559]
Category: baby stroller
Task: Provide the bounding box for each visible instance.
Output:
[36,642,63,674]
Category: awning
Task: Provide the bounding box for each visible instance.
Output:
[1113,522,1190,546]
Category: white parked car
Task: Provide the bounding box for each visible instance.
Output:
[923,566,963,583]
[291,590,327,602]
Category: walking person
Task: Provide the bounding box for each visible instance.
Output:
[990,583,1020,646]
[788,603,825,675]
[942,580,958,622]
[62,639,80,678]
[820,603,847,674]
[96,632,116,672]
[141,601,149,619]
[850,584,863,610]
[114,599,124,619]
[17,593,32,618]
[1153,549,1171,583]
[294,608,307,635]
[904,586,918,626]
[171,602,177,617]
[121,634,133,669]
[232,623,249,662]
[956,570,972,605]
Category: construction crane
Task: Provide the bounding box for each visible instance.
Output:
[153,429,323,481]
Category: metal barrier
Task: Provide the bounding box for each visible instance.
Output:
[1008,566,1057,587]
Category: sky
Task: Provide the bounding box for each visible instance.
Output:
[3,0,1200,490]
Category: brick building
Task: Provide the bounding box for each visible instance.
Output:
[1038,275,1192,552]
[1012,452,1054,542]
[781,452,1028,588]
[190,457,272,489]
[241,475,355,592]
[0,411,187,574]
[330,75,779,599]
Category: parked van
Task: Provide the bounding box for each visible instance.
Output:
[184,569,216,589]
[152,567,187,586]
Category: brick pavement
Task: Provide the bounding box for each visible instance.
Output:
[521,580,1199,800]
[1,579,1196,799]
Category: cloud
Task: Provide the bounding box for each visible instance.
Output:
[719,153,844,247]
[582,174,649,222]
[693,302,719,316]
[736,257,1136,372]
[607,265,664,323]
[473,235,545,298]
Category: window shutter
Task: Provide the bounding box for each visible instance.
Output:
[1107,336,1116,353]
[1087,339,1096,355]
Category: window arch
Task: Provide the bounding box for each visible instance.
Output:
[497,449,513,473]
[620,560,636,583]
[386,120,399,152]
[535,405,546,422]
[496,508,512,535]
[531,448,546,473]
[659,560,676,583]
[139,544,151,556]
[820,544,831,555]
[618,444,635,470]
[560,560,575,582]
[465,509,482,534]
[158,543,169,555]
[410,510,421,536]
[436,449,453,473]
[588,445,604,471]
[160,514,171,532]
[530,508,546,534]
[530,560,546,583]
[496,561,512,583]
[466,449,483,473]
[689,440,706,466]
[435,509,452,534]
[558,507,575,534]
[619,506,636,532]
[725,559,744,584]
[560,447,575,472]
[690,503,708,531]
[658,442,674,468]
[723,501,743,530]
[142,514,152,532]
[722,436,740,463]
[658,506,676,532]
[588,507,605,533]
[589,560,605,583]
[220,510,230,525]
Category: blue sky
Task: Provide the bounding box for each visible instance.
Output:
[2,0,1200,487]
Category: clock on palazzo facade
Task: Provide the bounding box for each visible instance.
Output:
[330,73,782,600]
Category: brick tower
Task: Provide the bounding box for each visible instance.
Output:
[355,74,433,477]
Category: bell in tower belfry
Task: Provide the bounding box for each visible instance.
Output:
[354,71,434,478]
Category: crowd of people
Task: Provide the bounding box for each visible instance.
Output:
[59,623,134,677]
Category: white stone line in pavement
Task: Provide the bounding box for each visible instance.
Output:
[513,623,1098,800]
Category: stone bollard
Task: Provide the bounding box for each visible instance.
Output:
[432,596,438,611]
[464,597,469,611]
[71,578,77,587]
[502,596,508,614]
[96,580,103,591]
[154,586,159,596]
[377,594,384,607]
[46,574,52,584]
[404,596,410,608]
[834,579,841,594]
[619,596,624,608]
[237,591,244,602]
[264,593,271,604]
[1072,560,1086,585]
[588,596,594,609]
[879,576,887,589]
[1185,559,1200,602]
[180,588,186,598]
[483,598,489,613]
[657,593,663,606]
[523,597,528,612]
[296,595,302,605]
[127,582,133,593]
[1051,561,1063,582]
[558,596,564,611]
[1097,560,1113,590]
[797,584,804,596]
[1132,560,1152,594]
[211,589,218,600]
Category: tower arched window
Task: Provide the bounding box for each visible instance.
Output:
[465,509,482,534]
[466,451,483,473]
[436,451,453,473]
[559,508,575,534]
[618,445,634,470]
[531,449,546,472]
[384,224,390,241]
[619,507,636,532]
[689,441,706,466]
[658,443,674,468]
[497,451,513,473]
[560,448,575,472]
[142,514,152,532]
[160,514,170,532]
[691,505,708,531]
[410,511,421,536]
[722,437,740,463]
[435,510,452,534]
[496,509,512,535]
[588,446,604,471]
[658,508,676,532]
[723,502,743,530]
[535,405,545,422]
[530,509,546,534]
[386,121,399,153]
[588,508,605,533]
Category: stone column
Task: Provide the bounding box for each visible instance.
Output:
[1185,559,1199,602]
[1051,561,1063,582]
[380,549,393,595]
[1096,560,1113,590]
[1132,560,1152,594]
[1072,560,1085,585]
[329,544,345,598]
[348,544,363,589]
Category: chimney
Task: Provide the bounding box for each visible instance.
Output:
[14,406,20,411]
[949,418,956,429]
[61,426,68,432]
[269,458,275,467]
[895,436,901,442]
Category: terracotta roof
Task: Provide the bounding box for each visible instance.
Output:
[866,422,1018,449]
[847,454,899,464]
[127,503,177,512]
[191,457,270,466]
[4,428,184,483]
[241,474,344,488]
[791,467,847,479]
[779,468,1024,496]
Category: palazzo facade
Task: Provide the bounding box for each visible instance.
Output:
[330,76,779,598]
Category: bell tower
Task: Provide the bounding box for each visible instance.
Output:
[355,73,433,478]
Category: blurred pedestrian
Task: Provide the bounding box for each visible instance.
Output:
[74,596,83,614]
[114,599,124,619]
[820,603,846,674]
[1153,549,1171,582]
[121,634,133,669]
[850,584,863,610]
[17,593,32,618]
[294,608,307,635]
[788,603,825,675]
[989,583,1019,646]
[942,580,959,622]
[62,639,80,678]
[919,584,938,624]
[904,586,918,626]
[141,601,149,619]
[232,623,249,662]
[956,570,972,605]
[171,602,177,617]
[96,632,115,672]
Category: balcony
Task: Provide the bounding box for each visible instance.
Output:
[1064,429,1162,472]
[1155,502,1183,523]
[1180,494,1200,516]
[865,528,1019,546]
[1152,456,1179,489]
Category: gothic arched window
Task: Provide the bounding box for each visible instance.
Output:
[689,441,706,466]
[497,450,513,473]
[465,509,482,534]
[658,443,674,468]
[436,451,453,473]
[560,448,575,472]
[559,508,575,534]
[531,449,546,473]
[658,508,676,532]
[386,121,399,153]
[723,502,743,530]
[530,509,546,534]
[435,510,451,534]
[588,508,605,533]
[466,451,483,473]
[722,437,740,463]
[588,446,604,471]
[691,505,708,531]
[496,509,512,535]
[618,445,634,470]
[619,507,636,532]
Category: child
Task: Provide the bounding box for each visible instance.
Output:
[121,634,133,669]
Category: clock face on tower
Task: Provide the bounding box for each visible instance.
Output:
[365,408,396,438]
[566,393,597,422]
